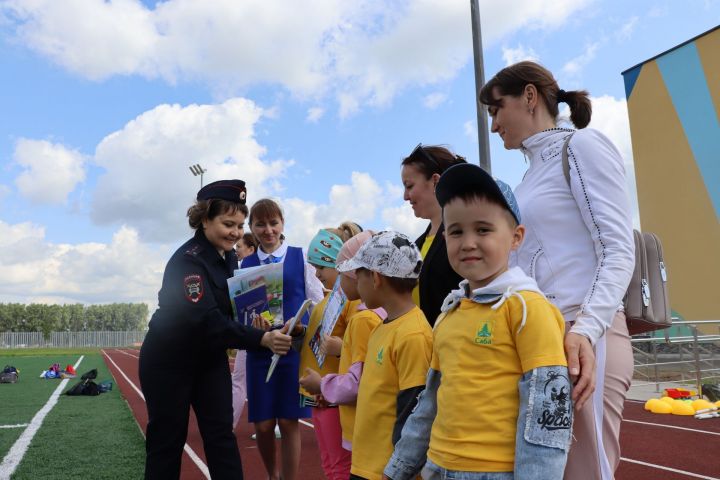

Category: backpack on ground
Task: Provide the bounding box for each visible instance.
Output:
[1,365,19,384]
[561,133,671,335]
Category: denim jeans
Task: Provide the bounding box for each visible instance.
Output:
[421,459,514,480]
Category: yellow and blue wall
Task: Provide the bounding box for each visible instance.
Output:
[622,25,719,326]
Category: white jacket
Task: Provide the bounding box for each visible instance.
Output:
[511,128,634,345]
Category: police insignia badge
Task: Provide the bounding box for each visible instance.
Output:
[184,274,204,303]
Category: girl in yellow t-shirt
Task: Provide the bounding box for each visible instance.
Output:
[300,231,385,459]
[294,222,361,480]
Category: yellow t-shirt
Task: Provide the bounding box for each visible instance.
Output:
[351,306,433,480]
[297,295,356,398]
[412,234,435,306]
[337,306,383,443]
[428,292,567,472]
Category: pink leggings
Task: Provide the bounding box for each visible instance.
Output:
[231,350,247,428]
[312,406,351,480]
[564,312,634,480]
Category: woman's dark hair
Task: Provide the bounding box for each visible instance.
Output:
[249,198,284,226]
[241,232,257,250]
[187,199,248,230]
[479,61,592,129]
[401,145,467,180]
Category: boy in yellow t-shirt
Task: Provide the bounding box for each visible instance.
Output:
[383,164,572,480]
[336,231,433,480]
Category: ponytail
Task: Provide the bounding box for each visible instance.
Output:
[557,89,592,129]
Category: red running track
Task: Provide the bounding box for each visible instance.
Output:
[102,348,323,480]
[103,349,720,480]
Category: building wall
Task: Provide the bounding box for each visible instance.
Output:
[623,26,719,325]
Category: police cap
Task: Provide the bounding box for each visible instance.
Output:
[197,180,247,204]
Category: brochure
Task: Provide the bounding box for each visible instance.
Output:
[228,263,284,327]
[309,277,347,368]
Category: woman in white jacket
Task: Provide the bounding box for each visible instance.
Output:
[479,61,635,480]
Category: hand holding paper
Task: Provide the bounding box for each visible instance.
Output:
[260,328,291,355]
[299,367,322,395]
[266,299,313,382]
[319,334,342,357]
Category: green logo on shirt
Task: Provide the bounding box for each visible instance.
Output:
[376,347,384,365]
[475,322,492,345]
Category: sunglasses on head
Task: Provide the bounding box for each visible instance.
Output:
[409,143,440,173]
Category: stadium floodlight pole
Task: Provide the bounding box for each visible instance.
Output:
[470,0,492,174]
[189,164,206,188]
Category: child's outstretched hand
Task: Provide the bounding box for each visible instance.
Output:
[320,334,342,357]
[299,367,322,395]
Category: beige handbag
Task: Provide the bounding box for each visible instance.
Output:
[561,134,671,335]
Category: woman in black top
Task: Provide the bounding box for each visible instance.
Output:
[139,179,292,480]
[401,145,466,325]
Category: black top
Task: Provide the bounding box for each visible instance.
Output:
[415,223,463,326]
[147,228,265,353]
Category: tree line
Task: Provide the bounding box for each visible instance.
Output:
[0,303,149,336]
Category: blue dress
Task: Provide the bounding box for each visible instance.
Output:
[242,246,312,421]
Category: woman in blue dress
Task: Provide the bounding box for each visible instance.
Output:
[241,198,324,480]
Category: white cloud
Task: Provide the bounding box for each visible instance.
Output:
[306,107,325,122]
[501,44,539,66]
[0,220,168,306]
[615,16,638,42]
[422,92,448,109]
[381,203,426,240]
[13,139,86,205]
[281,171,385,247]
[270,171,425,248]
[2,0,593,115]
[90,97,293,242]
[562,42,600,76]
[464,119,478,142]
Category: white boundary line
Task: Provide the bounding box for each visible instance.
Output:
[620,457,720,480]
[0,424,28,430]
[113,348,139,359]
[0,355,84,479]
[623,418,720,436]
[101,349,211,479]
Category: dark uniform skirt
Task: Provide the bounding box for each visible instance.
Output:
[246,347,311,422]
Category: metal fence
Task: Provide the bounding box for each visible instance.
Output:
[632,319,720,395]
[0,331,146,348]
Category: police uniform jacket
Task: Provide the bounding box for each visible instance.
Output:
[145,228,265,358]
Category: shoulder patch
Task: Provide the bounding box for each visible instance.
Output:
[184,274,204,303]
[184,244,203,257]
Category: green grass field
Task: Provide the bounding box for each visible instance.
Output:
[0,351,145,479]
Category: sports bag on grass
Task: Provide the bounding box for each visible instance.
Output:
[561,133,671,335]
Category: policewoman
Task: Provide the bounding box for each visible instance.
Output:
[139,180,292,480]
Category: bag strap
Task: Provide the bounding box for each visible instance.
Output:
[561,132,575,187]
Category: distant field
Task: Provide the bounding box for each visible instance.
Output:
[0,352,145,479]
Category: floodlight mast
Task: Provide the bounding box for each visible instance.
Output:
[470,0,491,174]
[189,164,206,188]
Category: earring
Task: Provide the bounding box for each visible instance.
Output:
[529,108,534,115]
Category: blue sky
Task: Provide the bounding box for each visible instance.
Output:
[1,0,718,306]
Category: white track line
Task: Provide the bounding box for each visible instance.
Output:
[111,349,314,432]
[620,457,720,480]
[623,418,720,436]
[101,349,211,479]
[0,424,28,430]
[114,348,139,359]
[0,355,84,479]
